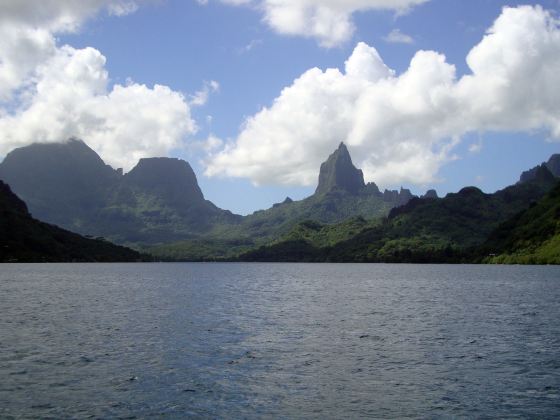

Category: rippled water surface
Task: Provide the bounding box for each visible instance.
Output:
[1,263,560,418]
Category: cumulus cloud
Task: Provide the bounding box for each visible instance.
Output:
[218,0,429,47]
[206,6,560,188]
[0,0,198,171]
[0,45,195,171]
[0,0,142,99]
[0,0,140,31]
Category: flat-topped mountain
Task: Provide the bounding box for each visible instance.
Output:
[0,139,238,244]
[1,138,557,262]
[0,140,420,250]
[152,143,440,259]
[125,157,205,204]
[0,139,119,229]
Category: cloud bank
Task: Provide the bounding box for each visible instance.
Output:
[219,0,429,47]
[206,5,560,188]
[0,0,198,171]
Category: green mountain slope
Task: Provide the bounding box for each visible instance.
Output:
[0,139,119,232]
[206,142,413,241]
[481,182,560,264]
[0,139,240,245]
[0,140,415,253]
[152,143,416,258]
[240,165,558,263]
[0,181,146,262]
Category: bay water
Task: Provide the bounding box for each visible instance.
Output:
[1,263,559,418]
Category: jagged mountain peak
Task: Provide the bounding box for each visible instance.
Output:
[315,142,365,195]
[519,153,560,183]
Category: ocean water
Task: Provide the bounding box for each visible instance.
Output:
[1,263,559,418]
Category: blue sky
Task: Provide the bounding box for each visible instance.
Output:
[1,0,559,214]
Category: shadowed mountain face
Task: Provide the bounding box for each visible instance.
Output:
[520,154,560,183]
[0,139,438,254]
[0,180,144,262]
[0,139,119,227]
[124,158,204,206]
[315,143,365,195]
[239,165,559,263]
[481,180,560,264]
[205,142,420,244]
[0,139,238,244]
[0,140,419,249]
[1,139,557,262]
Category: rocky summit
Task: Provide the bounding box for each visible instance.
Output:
[519,154,560,183]
[315,143,365,195]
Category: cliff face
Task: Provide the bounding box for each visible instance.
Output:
[315,143,365,195]
[124,157,206,209]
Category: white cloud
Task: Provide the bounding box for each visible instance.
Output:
[0,46,195,171]
[219,0,429,47]
[0,1,142,99]
[0,0,141,32]
[206,6,560,188]
[0,24,57,100]
[384,28,414,44]
[204,135,225,152]
[0,0,199,172]
[189,80,220,107]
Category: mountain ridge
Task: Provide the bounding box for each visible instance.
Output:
[0,180,146,262]
[0,139,420,248]
[2,139,556,263]
[239,165,559,263]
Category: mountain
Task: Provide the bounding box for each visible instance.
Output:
[152,142,420,259]
[239,164,559,263]
[0,180,145,262]
[519,154,560,183]
[105,157,239,244]
[226,142,414,234]
[0,139,239,245]
[315,143,365,195]
[422,189,438,199]
[125,157,206,204]
[0,139,119,233]
[1,140,416,254]
[8,138,549,264]
[481,181,560,264]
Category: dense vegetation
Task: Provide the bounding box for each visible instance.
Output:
[0,181,147,262]
[0,140,413,253]
[240,167,559,263]
[1,139,558,264]
[0,139,239,245]
[481,182,560,264]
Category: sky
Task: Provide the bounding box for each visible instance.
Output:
[0,0,559,215]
